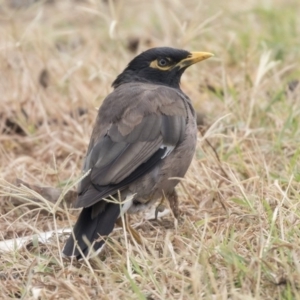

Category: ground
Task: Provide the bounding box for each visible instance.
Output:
[0,0,300,299]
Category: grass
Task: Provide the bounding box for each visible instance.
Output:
[0,0,300,298]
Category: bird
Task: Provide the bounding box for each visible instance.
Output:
[62,47,213,259]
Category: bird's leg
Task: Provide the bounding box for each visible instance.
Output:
[154,196,166,220]
[116,215,143,245]
[167,190,180,219]
[126,214,143,245]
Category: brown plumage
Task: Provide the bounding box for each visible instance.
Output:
[63,47,213,259]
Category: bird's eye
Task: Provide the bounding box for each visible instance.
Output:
[158,58,168,67]
[149,57,172,70]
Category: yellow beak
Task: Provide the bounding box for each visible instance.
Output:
[176,51,214,69]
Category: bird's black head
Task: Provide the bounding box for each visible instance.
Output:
[112,47,213,89]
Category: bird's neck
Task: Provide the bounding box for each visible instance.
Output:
[111,71,180,90]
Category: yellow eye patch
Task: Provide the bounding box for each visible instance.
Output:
[149,57,174,71]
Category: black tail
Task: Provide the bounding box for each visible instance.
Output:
[63,202,120,259]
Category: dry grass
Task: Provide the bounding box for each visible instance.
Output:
[0,0,300,299]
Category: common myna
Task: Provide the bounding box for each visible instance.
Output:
[63,47,213,259]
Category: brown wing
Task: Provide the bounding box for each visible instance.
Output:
[75,83,187,208]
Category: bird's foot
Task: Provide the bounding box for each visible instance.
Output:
[116,216,143,245]
[154,203,166,220]
[127,223,142,245]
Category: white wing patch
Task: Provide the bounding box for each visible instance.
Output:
[160,145,175,159]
